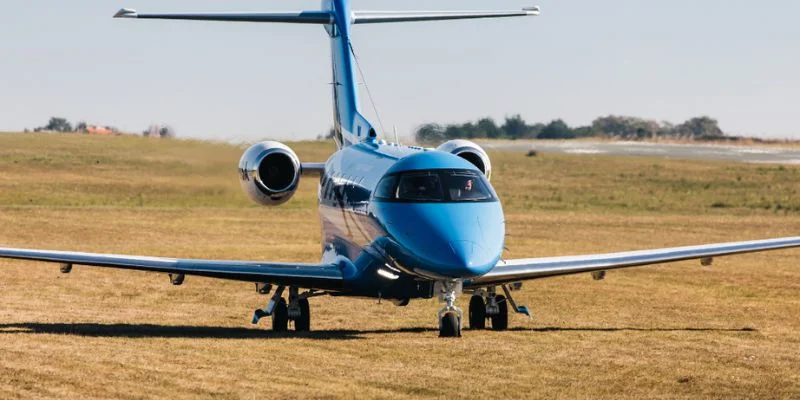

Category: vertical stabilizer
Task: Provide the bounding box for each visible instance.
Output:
[323,0,376,148]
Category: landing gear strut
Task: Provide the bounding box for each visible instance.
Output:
[252,285,313,332]
[437,280,463,337]
[468,284,531,331]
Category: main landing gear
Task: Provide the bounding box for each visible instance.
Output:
[252,285,314,332]
[468,284,532,331]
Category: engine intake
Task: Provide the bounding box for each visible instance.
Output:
[436,139,492,180]
[239,141,301,206]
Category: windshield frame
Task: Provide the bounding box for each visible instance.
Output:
[373,169,498,203]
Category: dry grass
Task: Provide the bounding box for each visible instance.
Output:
[1,133,799,399]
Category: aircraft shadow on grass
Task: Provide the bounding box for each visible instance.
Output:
[0,323,757,340]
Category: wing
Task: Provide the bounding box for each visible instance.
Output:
[0,247,344,290]
[352,7,540,24]
[471,237,800,287]
[113,9,333,24]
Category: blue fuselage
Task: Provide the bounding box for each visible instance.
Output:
[318,141,505,300]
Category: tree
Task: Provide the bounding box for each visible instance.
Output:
[674,116,724,139]
[415,123,445,144]
[501,115,529,139]
[592,115,660,139]
[159,125,176,138]
[538,119,575,139]
[476,117,502,139]
[42,117,73,132]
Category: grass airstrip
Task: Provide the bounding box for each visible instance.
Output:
[1,133,798,399]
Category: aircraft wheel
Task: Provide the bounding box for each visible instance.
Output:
[295,298,311,332]
[439,312,461,338]
[272,298,289,332]
[468,295,486,330]
[491,295,509,331]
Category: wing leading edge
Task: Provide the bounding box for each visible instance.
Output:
[472,237,800,287]
[0,247,344,290]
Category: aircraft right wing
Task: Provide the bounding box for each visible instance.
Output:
[0,247,345,291]
[471,237,800,287]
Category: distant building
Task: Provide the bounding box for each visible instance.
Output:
[85,125,116,136]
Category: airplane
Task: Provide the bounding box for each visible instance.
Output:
[1,0,799,338]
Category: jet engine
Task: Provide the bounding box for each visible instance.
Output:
[238,141,301,206]
[436,139,492,180]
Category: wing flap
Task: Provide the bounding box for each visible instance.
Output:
[471,237,800,286]
[0,247,344,290]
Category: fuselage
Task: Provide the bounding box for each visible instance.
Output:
[318,140,505,300]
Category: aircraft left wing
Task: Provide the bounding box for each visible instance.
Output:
[0,247,344,290]
[471,237,800,287]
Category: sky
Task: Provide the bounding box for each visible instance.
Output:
[1,0,798,141]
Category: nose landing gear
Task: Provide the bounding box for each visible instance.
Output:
[436,280,463,337]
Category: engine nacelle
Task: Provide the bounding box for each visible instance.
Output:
[238,141,301,206]
[436,139,492,180]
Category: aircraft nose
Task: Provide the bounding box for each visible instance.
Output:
[448,240,492,277]
[374,202,504,279]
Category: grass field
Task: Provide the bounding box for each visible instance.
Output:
[1,133,799,399]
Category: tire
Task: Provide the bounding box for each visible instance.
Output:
[491,295,509,331]
[439,312,461,338]
[468,295,486,330]
[272,298,289,332]
[294,298,311,332]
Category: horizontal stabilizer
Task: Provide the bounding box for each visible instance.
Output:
[352,7,540,24]
[113,8,333,24]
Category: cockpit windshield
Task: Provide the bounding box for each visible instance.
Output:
[374,169,497,203]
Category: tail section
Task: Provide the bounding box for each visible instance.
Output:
[323,0,376,148]
[114,1,539,149]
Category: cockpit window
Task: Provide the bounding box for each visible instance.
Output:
[396,172,444,201]
[374,169,496,203]
[442,170,493,201]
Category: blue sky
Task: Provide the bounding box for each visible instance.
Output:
[1,0,798,141]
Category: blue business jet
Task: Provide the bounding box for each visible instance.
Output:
[2,1,798,337]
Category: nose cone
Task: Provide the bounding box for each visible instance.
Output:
[448,240,489,274]
[374,202,504,279]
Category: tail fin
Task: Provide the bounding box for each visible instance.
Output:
[114,1,539,149]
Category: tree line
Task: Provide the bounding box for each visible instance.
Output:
[415,115,726,144]
[27,117,175,138]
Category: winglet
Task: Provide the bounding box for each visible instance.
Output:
[114,8,138,18]
[523,6,541,16]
